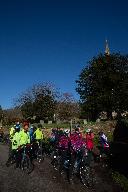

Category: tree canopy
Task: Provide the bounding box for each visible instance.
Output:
[15,83,58,121]
[56,93,79,121]
[14,83,79,122]
[76,53,128,121]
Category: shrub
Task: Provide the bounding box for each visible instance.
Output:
[112,172,128,192]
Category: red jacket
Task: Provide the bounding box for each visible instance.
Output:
[86,133,94,150]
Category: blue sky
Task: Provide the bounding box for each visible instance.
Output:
[0,0,128,109]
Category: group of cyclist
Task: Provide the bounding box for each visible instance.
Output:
[47,126,110,186]
[50,126,109,149]
[7,122,44,167]
[6,121,109,171]
[49,126,109,165]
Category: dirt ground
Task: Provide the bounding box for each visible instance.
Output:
[0,143,122,192]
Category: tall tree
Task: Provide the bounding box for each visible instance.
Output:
[3,107,23,125]
[76,53,128,120]
[15,83,58,121]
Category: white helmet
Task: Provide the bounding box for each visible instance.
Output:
[64,129,70,134]
[86,128,91,133]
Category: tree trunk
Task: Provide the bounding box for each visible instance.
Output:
[116,111,122,120]
[107,110,113,120]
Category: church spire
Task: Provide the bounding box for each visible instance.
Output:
[105,39,110,55]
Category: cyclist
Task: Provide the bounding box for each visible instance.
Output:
[85,128,94,165]
[17,124,31,165]
[70,127,83,150]
[33,124,44,158]
[75,127,82,138]
[6,125,20,167]
[56,129,71,175]
[49,128,63,147]
[58,129,70,150]
[33,124,44,143]
[98,131,109,156]
[85,128,94,150]
[29,125,34,143]
[9,126,15,142]
[19,124,30,146]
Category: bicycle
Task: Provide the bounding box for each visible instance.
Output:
[79,151,94,188]
[20,144,34,174]
[35,140,44,163]
[6,150,18,167]
[51,148,61,170]
[58,145,94,188]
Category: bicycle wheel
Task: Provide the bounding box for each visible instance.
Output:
[80,158,94,188]
[36,148,44,163]
[6,159,15,167]
[6,153,16,167]
[21,155,34,174]
[51,155,60,170]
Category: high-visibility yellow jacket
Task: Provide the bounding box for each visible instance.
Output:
[34,128,43,140]
[19,130,30,146]
[12,132,20,150]
[9,127,15,141]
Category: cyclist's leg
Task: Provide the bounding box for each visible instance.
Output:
[15,150,21,168]
[33,141,38,157]
[6,149,15,166]
[87,150,93,165]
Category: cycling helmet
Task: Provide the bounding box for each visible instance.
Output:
[86,128,91,133]
[15,125,20,129]
[64,129,70,134]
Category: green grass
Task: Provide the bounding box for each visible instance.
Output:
[41,123,71,129]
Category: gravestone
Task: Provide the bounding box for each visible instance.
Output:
[40,120,44,125]
[83,119,87,125]
[48,121,52,124]
[32,116,36,120]
[56,120,61,124]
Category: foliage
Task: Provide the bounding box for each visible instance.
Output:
[56,92,79,121]
[15,83,80,122]
[93,135,99,146]
[113,118,128,143]
[76,53,128,121]
[14,82,58,121]
[112,172,128,192]
[3,107,23,125]
[107,132,113,142]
